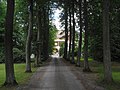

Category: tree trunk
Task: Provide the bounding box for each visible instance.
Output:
[4,0,18,86]
[68,5,72,60]
[71,0,75,64]
[25,0,33,72]
[40,7,44,61]
[83,0,91,72]
[46,5,50,59]
[43,6,49,61]
[35,4,41,67]
[63,0,68,60]
[103,0,113,83]
[77,0,82,67]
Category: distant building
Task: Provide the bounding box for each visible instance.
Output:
[54,30,65,56]
[54,30,70,56]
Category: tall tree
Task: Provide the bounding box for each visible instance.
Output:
[83,0,91,72]
[45,3,50,60]
[63,0,68,59]
[103,0,113,83]
[68,1,72,60]
[25,0,33,72]
[35,3,41,67]
[42,4,50,61]
[4,0,18,86]
[71,0,75,64]
[77,0,82,67]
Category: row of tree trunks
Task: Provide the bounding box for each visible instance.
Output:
[73,0,113,83]
[32,2,50,67]
[3,0,113,86]
[64,0,91,71]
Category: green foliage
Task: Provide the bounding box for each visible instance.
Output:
[0,1,6,21]
[0,49,4,63]
[48,25,57,54]
[0,48,25,63]
[0,1,6,63]
[13,48,25,63]
[59,42,64,56]
[88,0,120,62]
[0,0,28,63]
[88,0,103,62]
[109,0,120,62]
[13,0,28,50]
[0,1,6,50]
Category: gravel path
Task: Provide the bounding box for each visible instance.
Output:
[18,57,86,90]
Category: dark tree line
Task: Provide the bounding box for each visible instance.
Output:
[1,0,57,86]
[62,0,115,83]
[0,0,119,86]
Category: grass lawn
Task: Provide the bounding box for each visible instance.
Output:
[86,61,120,90]
[74,57,120,90]
[0,63,38,88]
[74,57,93,63]
[98,63,120,90]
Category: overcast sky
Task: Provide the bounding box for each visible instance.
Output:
[52,8,79,32]
[52,9,62,30]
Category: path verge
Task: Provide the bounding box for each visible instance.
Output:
[62,58,105,90]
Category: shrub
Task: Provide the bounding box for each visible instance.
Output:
[0,51,4,63]
[13,48,25,63]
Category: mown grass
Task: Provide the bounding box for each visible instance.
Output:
[0,63,38,87]
[96,63,120,90]
[74,57,93,63]
[87,61,120,90]
[0,64,5,86]
[74,57,120,90]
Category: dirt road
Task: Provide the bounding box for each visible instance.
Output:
[18,57,85,90]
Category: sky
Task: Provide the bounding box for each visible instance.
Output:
[52,8,79,32]
[52,9,62,30]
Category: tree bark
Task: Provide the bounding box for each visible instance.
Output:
[71,0,75,64]
[46,5,50,59]
[43,6,49,61]
[35,4,41,67]
[103,0,113,83]
[68,5,72,60]
[25,0,33,72]
[83,0,91,72]
[63,0,68,60]
[77,0,82,67]
[4,0,18,86]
